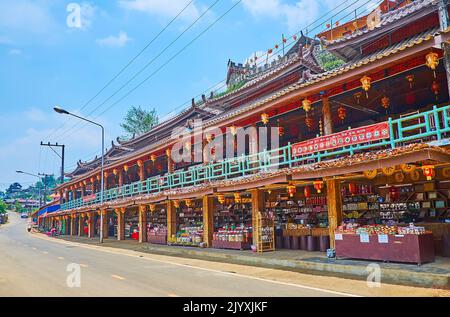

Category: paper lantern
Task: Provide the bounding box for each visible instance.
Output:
[337,107,346,121]
[425,52,439,77]
[421,165,435,181]
[113,168,118,176]
[217,194,225,204]
[149,204,156,212]
[432,81,440,100]
[137,160,144,168]
[150,154,156,163]
[185,199,193,207]
[313,180,324,194]
[287,185,296,198]
[381,96,390,110]
[123,165,129,172]
[360,75,371,97]
[303,186,311,198]
[268,49,273,54]
[364,169,377,180]
[234,193,242,204]
[302,99,312,113]
[305,117,314,130]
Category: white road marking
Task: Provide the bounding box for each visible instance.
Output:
[79,264,88,268]
[111,274,126,280]
[57,257,64,260]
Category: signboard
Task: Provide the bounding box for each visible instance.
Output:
[378,234,389,244]
[82,194,97,203]
[292,122,390,157]
[360,234,370,243]
[335,233,343,241]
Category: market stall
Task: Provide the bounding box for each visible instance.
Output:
[146,204,168,245]
[212,193,253,250]
[124,208,139,240]
[169,199,204,247]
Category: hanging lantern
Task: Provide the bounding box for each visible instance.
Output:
[305,117,314,130]
[137,160,144,168]
[303,186,311,198]
[313,180,324,194]
[113,168,118,176]
[150,154,156,163]
[381,96,390,114]
[421,165,435,181]
[361,75,371,97]
[123,164,129,172]
[149,204,156,213]
[261,113,269,125]
[293,35,297,41]
[348,183,358,195]
[217,194,225,205]
[166,148,171,158]
[425,52,439,77]
[432,81,440,100]
[90,177,95,183]
[173,201,180,208]
[405,75,414,89]
[302,98,312,113]
[234,192,242,204]
[275,44,279,49]
[185,199,193,208]
[268,49,273,55]
[400,164,416,173]
[287,185,297,198]
[96,174,101,181]
[337,106,346,122]
[230,125,238,136]
[354,92,362,105]
[364,169,378,180]
[277,120,284,137]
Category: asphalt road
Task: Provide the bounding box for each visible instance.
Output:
[0,213,348,297]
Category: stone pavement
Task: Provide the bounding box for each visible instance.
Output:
[54,235,450,289]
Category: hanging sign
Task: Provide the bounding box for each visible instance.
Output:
[335,233,343,241]
[292,122,390,157]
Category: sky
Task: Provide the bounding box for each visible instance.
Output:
[0,0,378,190]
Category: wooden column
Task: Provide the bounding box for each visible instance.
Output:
[138,160,145,182]
[103,172,108,191]
[87,213,95,238]
[115,208,126,241]
[251,189,265,245]
[72,188,77,200]
[167,201,176,241]
[202,196,214,247]
[138,205,148,243]
[327,179,343,249]
[322,96,334,136]
[118,170,124,188]
[78,214,84,236]
[101,210,109,239]
[70,214,76,236]
[167,149,174,173]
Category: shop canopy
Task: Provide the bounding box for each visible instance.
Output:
[37,204,60,217]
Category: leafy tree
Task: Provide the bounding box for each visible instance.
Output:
[0,200,7,214]
[316,50,345,71]
[6,182,22,197]
[121,106,159,138]
[14,201,26,213]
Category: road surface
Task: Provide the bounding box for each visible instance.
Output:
[0,212,447,297]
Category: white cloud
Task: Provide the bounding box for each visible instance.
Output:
[96,31,132,47]
[241,0,342,32]
[118,0,201,22]
[79,2,97,30]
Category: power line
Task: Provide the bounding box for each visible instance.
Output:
[44,0,197,141]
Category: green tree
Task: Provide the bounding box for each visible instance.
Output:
[0,200,7,214]
[316,50,345,71]
[121,106,159,138]
[14,201,26,213]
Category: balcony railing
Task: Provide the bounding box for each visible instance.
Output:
[61,105,450,211]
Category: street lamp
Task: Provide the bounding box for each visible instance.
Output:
[16,170,43,208]
[54,106,105,244]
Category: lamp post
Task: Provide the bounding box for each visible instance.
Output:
[16,170,43,207]
[54,106,105,243]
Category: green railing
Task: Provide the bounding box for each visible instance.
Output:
[61,105,450,211]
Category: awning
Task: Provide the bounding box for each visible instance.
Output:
[37,204,60,217]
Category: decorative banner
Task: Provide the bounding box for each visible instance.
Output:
[82,194,97,203]
[292,122,390,157]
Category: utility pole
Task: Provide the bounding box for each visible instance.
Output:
[38,173,53,206]
[40,142,65,184]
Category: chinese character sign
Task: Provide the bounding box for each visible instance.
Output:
[292,122,390,157]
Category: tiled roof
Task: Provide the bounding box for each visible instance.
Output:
[324,0,436,46]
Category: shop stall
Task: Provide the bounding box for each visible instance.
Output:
[124,208,139,240]
[169,200,204,247]
[147,204,168,245]
[212,193,253,250]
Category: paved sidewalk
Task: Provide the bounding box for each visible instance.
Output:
[54,235,450,289]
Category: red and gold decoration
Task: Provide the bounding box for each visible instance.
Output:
[113,168,118,176]
[425,52,439,77]
[360,75,371,97]
[261,113,269,125]
[230,125,238,136]
[364,169,377,180]
[173,200,180,208]
[394,172,405,183]
[421,165,435,181]
[389,186,400,201]
[123,164,129,172]
[302,98,312,112]
[305,117,314,130]
[382,166,395,176]
[405,74,414,89]
[150,154,157,163]
[166,148,171,158]
[313,180,324,194]
[410,169,421,181]
[217,194,225,204]
[400,164,416,173]
[185,199,193,208]
[234,192,242,204]
[432,81,440,100]
[287,185,297,198]
[149,204,156,212]
[277,119,284,137]
[442,167,450,178]
[337,106,346,122]
[137,160,144,168]
[303,186,311,198]
[381,96,390,112]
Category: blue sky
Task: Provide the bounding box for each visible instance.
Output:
[0,0,376,190]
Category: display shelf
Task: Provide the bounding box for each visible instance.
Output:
[255,212,275,253]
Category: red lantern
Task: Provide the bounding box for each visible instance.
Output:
[313,180,324,194]
[268,49,273,54]
[348,183,358,195]
[421,165,435,181]
[275,44,279,49]
[303,186,311,198]
[305,117,314,130]
[432,81,440,100]
[389,187,400,201]
[337,107,346,122]
[293,35,297,41]
[287,185,297,198]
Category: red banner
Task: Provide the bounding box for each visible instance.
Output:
[82,194,97,203]
[292,122,390,157]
